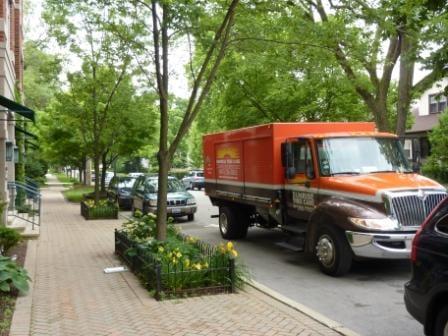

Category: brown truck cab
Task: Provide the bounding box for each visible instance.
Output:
[203,123,447,276]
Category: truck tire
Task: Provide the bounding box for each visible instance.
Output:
[219,206,247,239]
[315,225,352,276]
[434,305,448,336]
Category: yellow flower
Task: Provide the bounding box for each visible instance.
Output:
[176,252,182,258]
[226,241,234,251]
[158,246,164,253]
[231,250,238,257]
[172,257,177,264]
[184,259,190,268]
[193,263,202,270]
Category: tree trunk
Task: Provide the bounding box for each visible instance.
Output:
[372,100,390,132]
[396,33,414,139]
[156,153,170,241]
[94,156,100,203]
[101,152,108,192]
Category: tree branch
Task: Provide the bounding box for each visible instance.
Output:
[168,0,239,158]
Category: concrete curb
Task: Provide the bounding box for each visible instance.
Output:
[247,280,360,336]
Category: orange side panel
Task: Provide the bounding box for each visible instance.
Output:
[243,137,274,184]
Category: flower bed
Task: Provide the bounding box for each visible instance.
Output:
[81,199,118,220]
[115,213,245,300]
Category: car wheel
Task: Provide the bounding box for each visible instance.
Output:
[187,214,194,221]
[315,225,352,277]
[434,305,448,336]
[219,206,246,239]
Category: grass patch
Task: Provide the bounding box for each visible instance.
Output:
[54,173,77,184]
[63,185,94,203]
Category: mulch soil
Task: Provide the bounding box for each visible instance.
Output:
[0,240,28,336]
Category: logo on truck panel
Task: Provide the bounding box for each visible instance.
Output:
[216,143,242,181]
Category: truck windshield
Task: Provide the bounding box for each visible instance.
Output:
[317,137,412,176]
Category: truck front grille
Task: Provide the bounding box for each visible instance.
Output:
[390,191,447,227]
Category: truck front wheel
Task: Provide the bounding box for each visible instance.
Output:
[315,225,352,276]
[219,206,247,239]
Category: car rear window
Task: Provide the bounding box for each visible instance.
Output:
[436,214,448,235]
[197,172,204,177]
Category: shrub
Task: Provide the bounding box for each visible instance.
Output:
[81,199,118,220]
[0,256,30,294]
[117,213,248,297]
[0,227,21,255]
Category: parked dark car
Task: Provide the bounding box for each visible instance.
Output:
[131,175,197,221]
[107,176,137,210]
[405,196,448,336]
[181,170,204,190]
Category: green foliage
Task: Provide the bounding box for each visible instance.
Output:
[0,292,14,334]
[25,151,48,183]
[62,186,94,203]
[0,256,30,295]
[194,1,370,134]
[23,41,62,111]
[54,173,77,184]
[0,228,21,255]
[81,200,118,220]
[422,111,448,183]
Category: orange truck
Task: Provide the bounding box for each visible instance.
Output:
[203,122,447,276]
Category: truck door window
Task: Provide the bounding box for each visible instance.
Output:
[292,142,314,176]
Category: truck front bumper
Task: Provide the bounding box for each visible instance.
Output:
[345,231,415,259]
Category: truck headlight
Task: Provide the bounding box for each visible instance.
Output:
[186,198,196,205]
[349,217,398,230]
[148,199,157,207]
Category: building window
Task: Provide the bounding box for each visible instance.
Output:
[429,94,447,114]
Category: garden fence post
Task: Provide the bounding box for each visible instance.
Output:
[229,258,235,293]
[155,263,162,300]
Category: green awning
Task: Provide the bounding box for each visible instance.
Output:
[0,95,35,122]
[15,125,38,139]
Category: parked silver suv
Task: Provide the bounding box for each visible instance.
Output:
[181,170,204,190]
[131,175,197,221]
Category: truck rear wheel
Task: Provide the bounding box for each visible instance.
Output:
[219,206,248,239]
[315,225,352,276]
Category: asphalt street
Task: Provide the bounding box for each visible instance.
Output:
[173,190,423,336]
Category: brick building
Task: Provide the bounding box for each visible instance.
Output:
[0,0,34,224]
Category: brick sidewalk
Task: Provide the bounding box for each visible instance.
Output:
[10,177,344,336]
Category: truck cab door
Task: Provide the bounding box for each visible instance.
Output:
[284,139,317,221]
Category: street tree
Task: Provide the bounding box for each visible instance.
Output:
[43,0,142,202]
[291,0,447,135]
[111,0,240,240]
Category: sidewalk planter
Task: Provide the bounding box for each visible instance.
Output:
[81,200,118,220]
[114,215,239,300]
